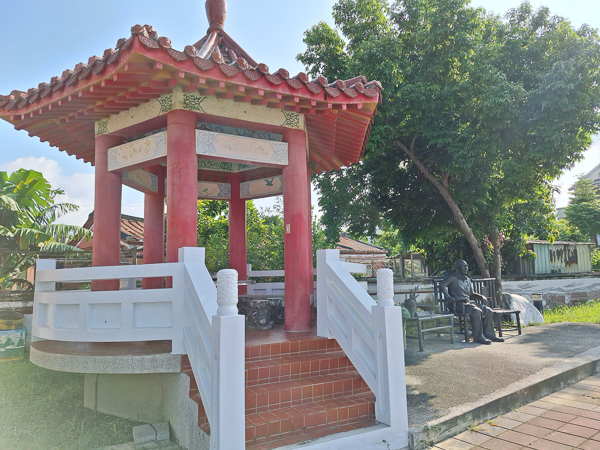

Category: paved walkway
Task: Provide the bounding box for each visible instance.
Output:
[434,373,600,450]
[406,322,600,427]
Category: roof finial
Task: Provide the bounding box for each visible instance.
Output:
[206,0,227,32]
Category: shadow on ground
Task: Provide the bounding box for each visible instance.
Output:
[404,322,600,427]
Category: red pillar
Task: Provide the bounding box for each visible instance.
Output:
[229,173,248,294]
[166,110,198,264]
[282,129,312,332]
[143,165,166,289]
[308,179,315,319]
[92,134,124,291]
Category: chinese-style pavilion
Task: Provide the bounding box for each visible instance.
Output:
[0,3,413,449]
[0,0,381,333]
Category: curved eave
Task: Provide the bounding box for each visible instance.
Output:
[1,34,380,172]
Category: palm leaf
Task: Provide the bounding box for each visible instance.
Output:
[38,241,84,253]
[0,194,21,212]
[43,223,92,243]
[13,227,52,249]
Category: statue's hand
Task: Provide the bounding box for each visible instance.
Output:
[446,296,455,304]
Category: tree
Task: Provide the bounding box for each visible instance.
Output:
[564,177,600,245]
[552,219,588,243]
[197,199,332,274]
[298,0,600,279]
[0,169,91,287]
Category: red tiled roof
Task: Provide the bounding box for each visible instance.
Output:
[74,212,144,249]
[336,236,387,255]
[0,20,381,174]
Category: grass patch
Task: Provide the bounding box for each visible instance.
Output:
[544,301,600,324]
[0,355,141,449]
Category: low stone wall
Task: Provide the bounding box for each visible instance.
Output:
[502,277,600,309]
[360,276,600,309]
[0,290,34,311]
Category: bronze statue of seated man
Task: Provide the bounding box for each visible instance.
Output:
[439,259,504,345]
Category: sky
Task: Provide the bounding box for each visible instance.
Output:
[1,0,599,226]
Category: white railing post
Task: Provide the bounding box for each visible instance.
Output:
[211,269,245,450]
[177,247,207,354]
[376,268,395,307]
[35,259,57,292]
[317,249,340,338]
[373,268,408,430]
[33,259,57,338]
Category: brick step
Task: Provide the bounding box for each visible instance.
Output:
[245,350,353,386]
[244,392,376,447]
[188,370,370,422]
[245,370,370,414]
[245,337,341,362]
[182,340,376,449]
[245,419,378,450]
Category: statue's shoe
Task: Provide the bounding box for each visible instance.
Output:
[474,338,491,345]
[488,337,504,342]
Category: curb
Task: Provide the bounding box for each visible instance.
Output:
[408,346,600,449]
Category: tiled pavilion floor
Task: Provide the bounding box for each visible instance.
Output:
[434,373,600,450]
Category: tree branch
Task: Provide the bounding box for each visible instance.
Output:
[394,138,491,277]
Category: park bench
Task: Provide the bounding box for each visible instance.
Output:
[432,277,521,343]
[402,287,454,352]
[405,305,455,352]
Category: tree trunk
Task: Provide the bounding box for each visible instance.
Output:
[396,138,491,277]
[591,232,599,247]
[486,227,504,302]
[487,228,502,281]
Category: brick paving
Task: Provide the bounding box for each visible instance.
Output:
[434,373,600,450]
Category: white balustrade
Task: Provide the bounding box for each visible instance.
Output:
[316,249,408,443]
[33,247,245,450]
[245,264,318,298]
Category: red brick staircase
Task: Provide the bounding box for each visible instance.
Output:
[181,330,377,449]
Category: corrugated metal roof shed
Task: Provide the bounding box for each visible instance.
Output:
[532,241,593,274]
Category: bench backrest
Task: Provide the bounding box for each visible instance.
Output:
[432,277,500,314]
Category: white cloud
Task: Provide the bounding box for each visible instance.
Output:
[2,157,143,226]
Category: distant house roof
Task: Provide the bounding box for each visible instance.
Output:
[336,236,387,255]
[74,211,144,250]
[568,162,600,191]
[527,239,595,246]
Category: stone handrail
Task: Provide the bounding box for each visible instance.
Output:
[316,249,408,444]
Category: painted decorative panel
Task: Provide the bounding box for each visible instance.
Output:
[96,96,166,136]
[198,122,282,142]
[122,169,158,193]
[241,176,283,199]
[96,86,304,136]
[196,130,288,166]
[197,182,231,200]
[107,131,167,171]
[197,158,259,173]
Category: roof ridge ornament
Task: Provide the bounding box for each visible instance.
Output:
[206,0,227,32]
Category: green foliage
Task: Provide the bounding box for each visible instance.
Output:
[197,199,332,274]
[552,218,589,242]
[564,176,600,244]
[197,200,230,273]
[0,169,91,287]
[299,0,600,277]
[544,301,600,323]
[591,248,600,272]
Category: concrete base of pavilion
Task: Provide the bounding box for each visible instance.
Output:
[405,322,600,449]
